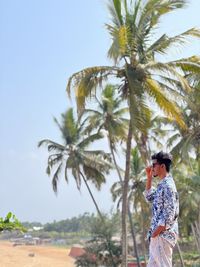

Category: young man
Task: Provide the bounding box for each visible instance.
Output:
[144,151,179,267]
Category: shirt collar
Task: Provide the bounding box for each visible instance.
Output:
[158,173,172,185]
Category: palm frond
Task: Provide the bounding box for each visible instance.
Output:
[72,168,82,190]
[167,56,200,74]
[38,139,65,152]
[156,75,185,95]
[147,28,200,58]
[128,91,152,134]
[64,161,69,184]
[145,78,186,128]
[52,162,63,193]
[106,24,131,63]
[167,132,181,148]
[177,27,200,39]
[78,132,104,149]
[66,66,117,112]
[60,108,78,144]
[84,109,102,116]
[107,0,124,27]
[145,61,191,93]
[170,137,190,164]
[110,181,122,202]
[113,107,129,117]
[82,165,106,190]
[47,153,63,168]
[85,150,112,162]
[53,117,63,134]
[81,151,112,174]
[136,0,186,45]
[131,147,143,176]
[131,0,142,25]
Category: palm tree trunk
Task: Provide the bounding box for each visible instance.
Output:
[128,203,141,267]
[108,136,123,183]
[134,133,149,166]
[80,172,103,220]
[176,241,185,267]
[122,120,133,267]
[141,208,148,265]
[80,171,117,267]
[191,222,200,253]
[108,134,141,267]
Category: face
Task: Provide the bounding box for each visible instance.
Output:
[151,159,162,177]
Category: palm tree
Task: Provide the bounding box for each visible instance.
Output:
[167,80,200,165]
[66,1,200,265]
[85,85,148,266]
[39,108,120,266]
[174,161,200,235]
[84,83,128,183]
[38,108,112,218]
[111,148,149,266]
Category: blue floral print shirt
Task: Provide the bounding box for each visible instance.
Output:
[144,174,179,247]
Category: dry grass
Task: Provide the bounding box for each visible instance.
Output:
[0,241,75,267]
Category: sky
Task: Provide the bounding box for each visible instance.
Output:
[1,0,200,223]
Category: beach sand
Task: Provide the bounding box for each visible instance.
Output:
[0,241,75,267]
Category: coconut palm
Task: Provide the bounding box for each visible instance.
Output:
[84,83,128,182]
[111,148,149,266]
[168,81,200,165]
[173,161,200,236]
[66,1,200,265]
[39,108,120,266]
[85,85,148,265]
[38,108,112,218]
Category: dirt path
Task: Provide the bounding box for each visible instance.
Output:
[0,241,75,267]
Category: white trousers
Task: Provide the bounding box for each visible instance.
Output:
[147,236,173,267]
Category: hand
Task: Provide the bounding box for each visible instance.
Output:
[151,225,166,238]
[145,166,152,179]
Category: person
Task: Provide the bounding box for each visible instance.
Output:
[144,151,179,267]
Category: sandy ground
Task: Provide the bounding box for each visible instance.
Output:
[0,241,75,267]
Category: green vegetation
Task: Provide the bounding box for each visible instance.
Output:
[0,212,26,233]
[43,213,96,233]
[75,213,121,267]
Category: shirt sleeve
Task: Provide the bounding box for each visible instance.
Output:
[157,186,176,229]
[143,188,156,203]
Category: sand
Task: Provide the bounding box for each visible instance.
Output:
[0,241,75,267]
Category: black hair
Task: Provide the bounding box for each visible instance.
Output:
[151,151,172,172]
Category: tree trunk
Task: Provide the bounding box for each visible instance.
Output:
[195,220,200,253]
[108,136,123,183]
[176,241,185,267]
[191,222,200,253]
[121,120,133,267]
[138,133,149,166]
[81,172,103,220]
[80,172,117,267]
[141,208,148,266]
[128,203,141,267]
[109,134,142,267]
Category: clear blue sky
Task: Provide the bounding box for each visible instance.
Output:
[1,0,200,223]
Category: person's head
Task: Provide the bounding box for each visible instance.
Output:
[151,151,172,178]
